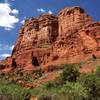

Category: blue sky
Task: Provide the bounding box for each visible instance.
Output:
[0,0,100,59]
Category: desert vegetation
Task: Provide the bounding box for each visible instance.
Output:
[0,64,100,100]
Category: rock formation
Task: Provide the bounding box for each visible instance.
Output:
[0,6,100,71]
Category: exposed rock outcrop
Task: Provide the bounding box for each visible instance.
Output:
[0,6,100,71]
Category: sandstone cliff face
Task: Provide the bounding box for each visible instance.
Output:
[58,7,92,36]
[0,6,100,70]
[11,14,58,67]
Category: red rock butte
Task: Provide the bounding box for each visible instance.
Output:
[0,6,100,71]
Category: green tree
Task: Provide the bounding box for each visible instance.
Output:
[60,64,80,83]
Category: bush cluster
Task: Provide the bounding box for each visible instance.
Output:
[37,64,100,100]
[0,64,100,100]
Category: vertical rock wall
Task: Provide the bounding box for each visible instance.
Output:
[0,6,99,69]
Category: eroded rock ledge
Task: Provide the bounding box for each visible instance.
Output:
[0,6,100,71]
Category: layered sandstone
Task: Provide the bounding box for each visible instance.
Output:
[0,6,100,70]
[58,7,92,36]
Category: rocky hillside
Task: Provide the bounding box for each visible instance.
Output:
[0,6,100,71]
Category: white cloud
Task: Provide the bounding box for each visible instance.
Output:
[11,9,19,15]
[0,44,14,51]
[20,17,26,25]
[4,27,12,31]
[37,8,46,13]
[10,45,14,50]
[0,3,19,30]
[0,44,14,59]
[48,10,53,14]
[0,54,11,58]
[37,8,53,14]
[20,19,25,25]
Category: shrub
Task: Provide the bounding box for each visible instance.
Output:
[95,65,100,76]
[60,64,80,83]
[0,80,30,100]
[59,82,88,100]
[34,69,43,78]
[78,73,100,100]
[42,81,55,90]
